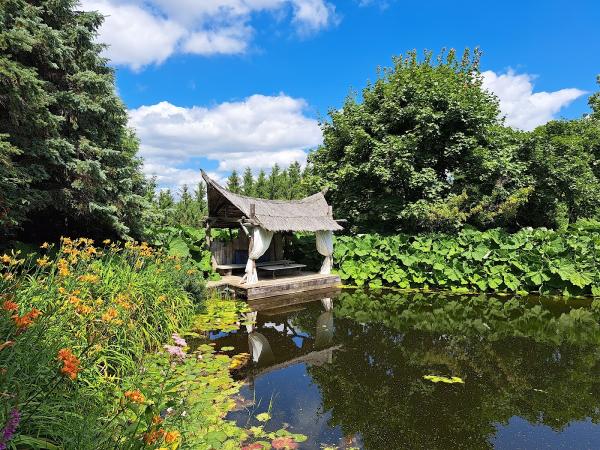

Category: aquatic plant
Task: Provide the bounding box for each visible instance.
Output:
[333,221,600,296]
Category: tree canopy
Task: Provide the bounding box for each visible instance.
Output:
[307,49,600,233]
[0,0,149,241]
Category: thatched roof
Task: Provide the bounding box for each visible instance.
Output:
[202,171,343,232]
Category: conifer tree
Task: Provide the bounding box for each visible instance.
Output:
[255,169,269,198]
[226,170,242,193]
[242,167,255,196]
[267,164,281,199]
[0,0,149,240]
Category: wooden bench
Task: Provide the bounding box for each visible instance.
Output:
[258,263,307,279]
[216,260,293,276]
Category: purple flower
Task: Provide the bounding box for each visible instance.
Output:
[164,344,186,360]
[172,333,187,348]
[0,408,20,450]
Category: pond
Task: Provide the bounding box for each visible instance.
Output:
[212,290,600,449]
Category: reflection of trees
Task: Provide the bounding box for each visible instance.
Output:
[307,292,600,450]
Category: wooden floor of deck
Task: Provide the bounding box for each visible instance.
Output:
[207,271,342,300]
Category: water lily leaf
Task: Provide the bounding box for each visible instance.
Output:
[256,412,272,422]
[221,346,235,351]
[423,375,464,384]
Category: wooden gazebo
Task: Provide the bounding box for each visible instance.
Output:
[202,171,343,299]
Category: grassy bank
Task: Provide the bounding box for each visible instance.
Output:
[333,221,600,297]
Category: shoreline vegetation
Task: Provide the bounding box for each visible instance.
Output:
[330,220,600,297]
[0,239,305,449]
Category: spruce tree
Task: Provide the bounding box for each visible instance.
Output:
[242,167,255,196]
[287,161,303,199]
[0,0,149,240]
[226,170,241,193]
[267,164,281,199]
[193,181,207,215]
[254,169,268,198]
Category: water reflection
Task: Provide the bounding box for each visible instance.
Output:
[220,291,600,449]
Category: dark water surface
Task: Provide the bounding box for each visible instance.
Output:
[213,291,600,449]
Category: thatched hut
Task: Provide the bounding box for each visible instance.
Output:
[202,171,343,286]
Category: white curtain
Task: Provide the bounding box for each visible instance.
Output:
[316,230,334,274]
[241,226,273,285]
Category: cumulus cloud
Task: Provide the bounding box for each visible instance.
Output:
[79,0,337,70]
[482,70,586,130]
[129,94,322,189]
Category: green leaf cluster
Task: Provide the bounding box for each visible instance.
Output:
[334,221,600,296]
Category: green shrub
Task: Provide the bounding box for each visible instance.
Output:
[333,220,600,296]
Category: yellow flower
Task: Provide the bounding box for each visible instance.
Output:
[36,256,50,267]
[40,242,49,249]
[101,307,118,322]
[1,255,12,264]
[102,239,111,245]
[57,259,70,277]
[58,287,66,294]
[78,274,99,284]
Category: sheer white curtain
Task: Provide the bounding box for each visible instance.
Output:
[242,226,273,285]
[316,230,334,274]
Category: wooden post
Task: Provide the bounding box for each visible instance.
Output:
[250,203,256,219]
[328,205,333,218]
[205,220,218,271]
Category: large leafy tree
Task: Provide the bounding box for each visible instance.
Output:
[0,0,149,240]
[306,49,529,233]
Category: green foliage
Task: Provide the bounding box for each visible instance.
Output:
[227,170,242,194]
[147,225,218,280]
[333,221,600,296]
[238,163,309,200]
[306,50,600,234]
[519,117,600,228]
[146,182,207,231]
[0,0,150,241]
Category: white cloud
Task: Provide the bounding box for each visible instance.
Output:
[81,0,185,70]
[129,94,322,189]
[79,0,337,70]
[482,70,586,130]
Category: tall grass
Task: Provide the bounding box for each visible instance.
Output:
[0,238,204,448]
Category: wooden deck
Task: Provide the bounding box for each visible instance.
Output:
[207,271,341,300]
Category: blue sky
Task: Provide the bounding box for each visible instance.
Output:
[79,0,600,190]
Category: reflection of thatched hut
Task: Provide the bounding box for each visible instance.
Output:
[202,171,343,297]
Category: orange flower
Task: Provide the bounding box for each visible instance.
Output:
[40,242,50,249]
[143,428,165,445]
[164,430,180,444]
[76,304,92,315]
[2,300,18,312]
[69,295,81,306]
[57,348,81,380]
[12,308,42,330]
[101,307,118,322]
[124,390,145,404]
[152,415,164,426]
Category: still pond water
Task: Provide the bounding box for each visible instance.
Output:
[212,290,600,449]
